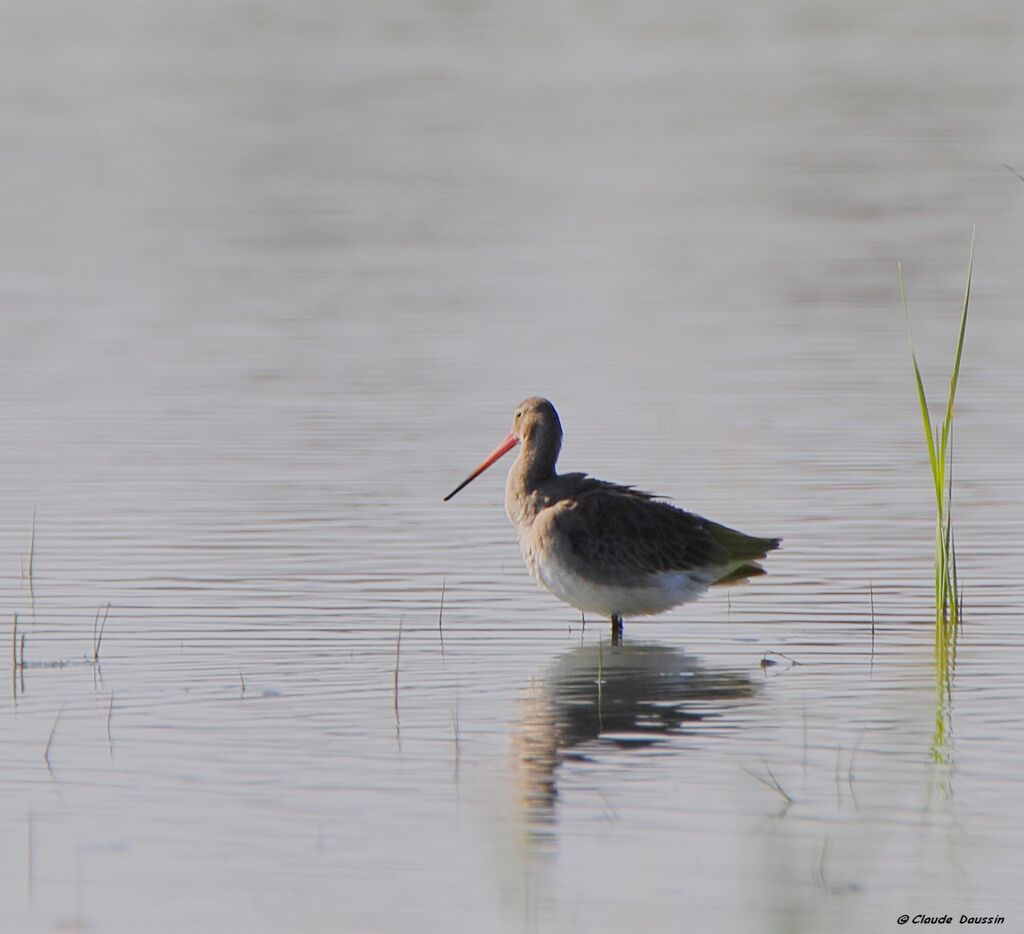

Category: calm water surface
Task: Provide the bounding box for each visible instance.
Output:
[2,2,1024,932]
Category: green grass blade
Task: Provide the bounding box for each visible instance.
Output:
[938,226,974,465]
[899,263,943,513]
[945,425,958,625]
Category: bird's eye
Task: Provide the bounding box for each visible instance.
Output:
[515,410,522,419]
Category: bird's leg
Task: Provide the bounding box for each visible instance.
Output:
[611,614,623,645]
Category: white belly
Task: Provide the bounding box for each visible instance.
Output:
[519,536,713,618]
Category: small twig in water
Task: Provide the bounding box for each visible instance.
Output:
[760,760,793,804]
[238,670,246,697]
[92,603,111,661]
[11,613,18,703]
[743,759,794,806]
[846,729,866,809]
[44,704,65,776]
[106,693,115,758]
[801,701,809,773]
[393,616,404,717]
[1004,163,1024,184]
[869,580,876,660]
[817,836,831,889]
[437,578,446,656]
[451,689,461,785]
[28,508,36,582]
[595,789,620,821]
[835,743,843,806]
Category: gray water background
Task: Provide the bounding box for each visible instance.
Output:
[2,2,1024,931]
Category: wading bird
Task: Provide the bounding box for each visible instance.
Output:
[444,398,780,642]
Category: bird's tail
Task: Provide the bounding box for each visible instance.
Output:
[713,561,769,586]
[706,524,781,587]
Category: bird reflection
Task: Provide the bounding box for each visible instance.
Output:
[511,642,756,824]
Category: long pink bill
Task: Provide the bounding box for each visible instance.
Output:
[443,432,518,501]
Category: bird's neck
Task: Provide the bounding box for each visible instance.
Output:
[505,442,557,527]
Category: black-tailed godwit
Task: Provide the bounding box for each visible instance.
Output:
[444,398,780,641]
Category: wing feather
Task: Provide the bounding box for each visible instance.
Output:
[547,486,731,582]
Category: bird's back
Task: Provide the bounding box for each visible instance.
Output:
[535,473,779,586]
